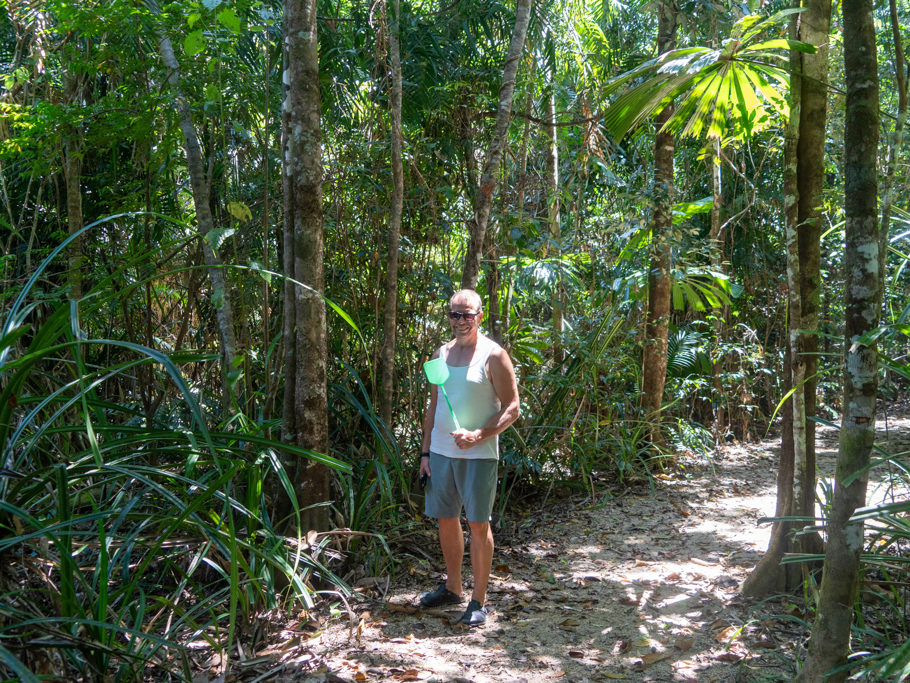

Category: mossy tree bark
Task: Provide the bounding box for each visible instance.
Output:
[743,0,831,596]
[799,0,880,675]
[280,0,331,532]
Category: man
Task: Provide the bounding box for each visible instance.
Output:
[418,289,520,626]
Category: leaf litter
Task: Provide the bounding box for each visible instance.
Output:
[204,420,910,682]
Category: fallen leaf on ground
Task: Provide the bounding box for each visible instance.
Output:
[675,636,694,652]
[615,639,633,654]
[633,652,672,670]
[715,625,740,643]
[715,651,743,663]
[568,650,584,658]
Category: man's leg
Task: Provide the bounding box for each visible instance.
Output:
[467,520,493,604]
[438,517,464,595]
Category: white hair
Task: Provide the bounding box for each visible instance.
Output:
[450,289,483,311]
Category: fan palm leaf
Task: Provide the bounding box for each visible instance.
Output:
[603,9,815,141]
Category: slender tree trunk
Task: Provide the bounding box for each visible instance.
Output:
[743,39,803,593]
[503,60,537,345]
[63,66,84,301]
[488,221,502,341]
[743,346,801,595]
[879,0,907,276]
[795,0,832,556]
[461,0,533,289]
[262,34,274,428]
[545,89,564,364]
[379,0,404,430]
[709,138,725,436]
[154,16,238,413]
[64,137,83,301]
[640,0,678,446]
[281,0,330,532]
[799,0,879,675]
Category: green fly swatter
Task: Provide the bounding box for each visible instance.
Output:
[423,357,461,430]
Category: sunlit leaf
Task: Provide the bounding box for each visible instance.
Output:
[227,201,252,223]
[183,29,205,57]
[217,7,242,33]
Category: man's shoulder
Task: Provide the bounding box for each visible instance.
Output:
[480,335,515,369]
[478,333,503,354]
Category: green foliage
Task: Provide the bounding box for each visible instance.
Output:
[0,227,352,678]
[2,0,909,674]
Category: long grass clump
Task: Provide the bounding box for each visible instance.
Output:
[0,223,353,679]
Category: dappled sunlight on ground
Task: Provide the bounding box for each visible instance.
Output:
[283,440,804,682]
[221,418,909,682]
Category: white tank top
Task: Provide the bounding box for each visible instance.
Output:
[430,335,501,460]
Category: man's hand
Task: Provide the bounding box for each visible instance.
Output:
[451,428,483,449]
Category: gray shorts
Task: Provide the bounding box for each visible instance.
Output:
[424,452,498,523]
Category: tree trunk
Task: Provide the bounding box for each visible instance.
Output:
[709,137,725,437]
[262,34,275,429]
[502,61,537,346]
[379,0,405,431]
[742,346,801,595]
[153,15,239,413]
[281,0,331,532]
[743,42,803,593]
[461,0,533,289]
[64,136,83,301]
[545,89,563,364]
[879,0,907,278]
[640,0,678,446]
[63,65,84,302]
[795,0,832,557]
[799,0,879,675]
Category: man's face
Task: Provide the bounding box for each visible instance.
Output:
[449,298,482,337]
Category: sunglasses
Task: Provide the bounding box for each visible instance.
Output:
[448,310,480,322]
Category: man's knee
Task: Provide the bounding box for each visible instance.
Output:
[467,520,491,538]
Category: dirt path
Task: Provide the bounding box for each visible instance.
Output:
[237,418,910,682]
